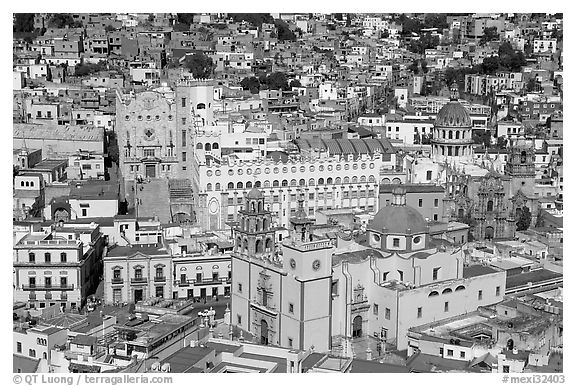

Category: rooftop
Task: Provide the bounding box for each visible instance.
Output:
[14,123,104,142]
[463,265,500,278]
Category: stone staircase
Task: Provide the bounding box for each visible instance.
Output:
[135,179,171,222]
[169,179,193,201]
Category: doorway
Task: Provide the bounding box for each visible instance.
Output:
[261,319,269,345]
[146,164,156,178]
[134,289,143,303]
[485,226,494,240]
[200,288,207,299]
[352,315,363,338]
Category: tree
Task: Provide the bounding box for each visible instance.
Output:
[229,13,273,27]
[13,13,35,33]
[496,136,508,149]
[274,19,296,41]
[289,79,302,88]
[526,77,538,92]
[177,13,195,26]
[266,72,289,91]
[184,52,214,79]
[48,14,82,29]
[423,13,448,30]
[240,76,260,94]
[107,131,119,165]
[479,26,499,46]
[481,56,500,75]
[516,206,532,231]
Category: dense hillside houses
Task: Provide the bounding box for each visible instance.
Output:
[13,12,562,374]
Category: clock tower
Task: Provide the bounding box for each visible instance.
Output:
[281,192,334,352]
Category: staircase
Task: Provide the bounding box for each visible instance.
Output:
[135,179,171,222]
[169,179,193,201]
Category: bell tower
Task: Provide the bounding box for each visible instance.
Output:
[234,188,276,260]
[505,138,536,197]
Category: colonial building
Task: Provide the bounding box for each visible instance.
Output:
[231,188,334,352]
[13,222,105,310]
[231,188,506,353]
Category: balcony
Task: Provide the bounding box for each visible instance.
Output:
[29,292,36,300]
[111,278,124,285]
[153,276,166,283]
[130,277,148,285]
[22,285,75,291]
[194,277,228,286]
[61,292,67,300]
[45,292,52,300]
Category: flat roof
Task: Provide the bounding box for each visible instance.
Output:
[106,244,169,258]
[161,346,214,373]
[506,269,563,289]
[14,123,104,142]
[379,183,444,194]
[463,265,500,278]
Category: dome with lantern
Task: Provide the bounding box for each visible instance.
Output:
[434,82,472,128]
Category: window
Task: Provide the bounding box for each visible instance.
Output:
[289,303,294,313]
[433,267,440,281]
[134,268,142,279]
[182,152,187,162]
[434,198,439,207]
[503,365,510,373]
[460,351,465,359]
[426,170,432,181]
[288,338,293,347]
[444,301,449,312]
[60,252,67,262]
[238,283,243,293]
[398,270,403,281]
[196,272,202,282]
[82,208,87,216]
[29,349,36,358]
[29,277,36,288]
[382,272,389,281]
[385,307,390,320]
[496,286,501,296]
[29,253,35,263]
[417,307,422,318]
[393,238,400,247]
[418,199,423,207]
[156,267,164,278]
[439,347,444,355]
[60,277,67,288]
[181,97,186,107]
[478,290,483,300]
[447,349,454,357]
[331,281,339,297]
[237,314,242,325]
[44,253,51,263]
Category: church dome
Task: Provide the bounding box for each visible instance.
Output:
[434,82,472,128]
[370,205,428,235]
[246,187,263,199]
[435,102,472,127]
[370,187,428,235]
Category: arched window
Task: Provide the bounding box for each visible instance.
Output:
[309,178,315,186]
[196,103,206,110]
[273,180,279,187]
[335,177,342,184]
[368,175,375,183]
[442,288,452,294]
[428,291,439,297]
[258,201,263,212]
[264,180,270,188]
[455,131,460,139]
[212,143,219,150]
[245,181,252,189]
[360,176,367,183]
[487,200,494,212]
[207,183,213,191]
[352,176,358,184]
[327,177,333,184]
[255,239,263,253]
[243,238,248,252]
[318,178,324,185]
[227,182,234,189]
[237,182,243,189]
[290,179,297,186]
[281,179,288,187]
[255,181,262,188]
[455,285,466,291]
[299,179,305,186]
[521,151,527,163]
[265,238,273,252]
[196,143,203,149]
[215,183,221,191]
[205,143,212,151]
[449,131,453,139]
[344,177,350,184]
[263,218,268,229]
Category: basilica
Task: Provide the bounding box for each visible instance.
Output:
[409,83,540,240]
